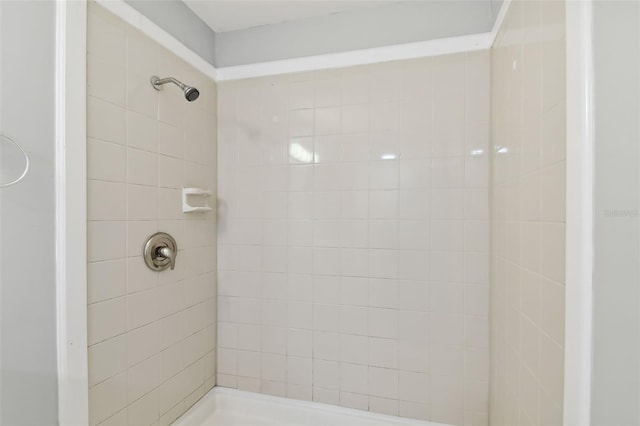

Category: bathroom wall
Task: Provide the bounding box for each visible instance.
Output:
[216,52,490,425]
[591,2,640,424]
[490,0,566,424]
[0,1,59,424]
[125,0,216,66]
[86,3,217,425]
[214,1,495,67]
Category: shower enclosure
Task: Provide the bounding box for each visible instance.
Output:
[4,0,604,424]
[215,52,491,424]
[82,0,570,424]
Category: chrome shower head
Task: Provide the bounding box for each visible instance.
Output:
[150,76,200,102]
[183,86,200,102]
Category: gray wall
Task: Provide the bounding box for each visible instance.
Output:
[0,1,59,424]
[491,0,504,21]
[591,1,640,424]
[215,1,495,66]
[126,0,216,66]
[127,0,502,67]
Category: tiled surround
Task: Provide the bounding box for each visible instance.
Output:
[86,3,217,425]
[489,0,566,425]
[216,53,490,425]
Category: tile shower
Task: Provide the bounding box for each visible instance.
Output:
[216,53,490,424]
[83,1,567,426]
[86,3,217,425]
[490,1,566,425]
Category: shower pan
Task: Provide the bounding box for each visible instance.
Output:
[175,388,449,426]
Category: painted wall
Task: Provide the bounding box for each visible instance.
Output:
[489,0,566,424]
[0,1,59,424]
[86,4,217,425]
[125,0,505,68]
[591,1,640,424]
[216,52,491,425]
[491,0,505,21]
[215,1,494,67]
[126,0,216,66]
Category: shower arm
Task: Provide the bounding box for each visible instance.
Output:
[151,76,186,90]
[150,75,200,102]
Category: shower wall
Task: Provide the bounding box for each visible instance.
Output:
[86,4,217,425]
[216,52,490,425]
[490,0,566,424]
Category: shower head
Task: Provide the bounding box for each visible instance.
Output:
[183,86,200,102]
[150,76,200,102]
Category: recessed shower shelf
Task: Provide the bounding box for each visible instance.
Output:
[182,187,213,213]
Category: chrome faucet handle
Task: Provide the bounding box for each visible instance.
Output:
[157,246,176,270]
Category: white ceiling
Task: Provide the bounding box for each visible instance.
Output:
[183,0,399,33]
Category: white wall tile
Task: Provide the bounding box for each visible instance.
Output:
[88,6,125,65]
[340,334,368,365]
[127,288,158,330]
[490,2,566,424]
[89,335,127,387]
[289,81,315,110]
[216,53,490,424]
[127,184,158,221]
[341,105,370,134]
[127,355,161,403]
[88,260,127,304]
[88,297,127,345]
[369,337,398,369]
[398,281,429,311]
[126,68,159,119]
[88,139,126,182]
[369,308,398,338]
[127,110,158,152]
[340,391,369,411]
[89,372,127,425]
[262,353,287,382]
[369,191,398,219]
[238,350,261,378]
[399,370,429,403]
[127,322,159,367]
[313,331,340,361]
[88,96,126,145]
[127,148,158,186]
[340,277,369,306]
[287,356,312,386]
[370,221,398,249]
[369,396,399,416]
[340,363,368,394]
[399,340,429,373]
[88,4,217,423]
[127,257,158,294]
[158,122,184,159]
[369,367,398,399]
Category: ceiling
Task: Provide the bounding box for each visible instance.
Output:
[183,0,400,33]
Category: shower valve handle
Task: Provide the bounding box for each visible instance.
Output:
[156,246,176,270]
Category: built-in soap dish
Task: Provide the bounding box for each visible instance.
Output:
[182,187,213,213]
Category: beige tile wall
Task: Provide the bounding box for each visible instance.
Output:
[216,52,491,425]
[86,3,217,425]
[490,0,566,424]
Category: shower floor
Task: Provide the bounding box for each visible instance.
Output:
[173,387,445,426]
